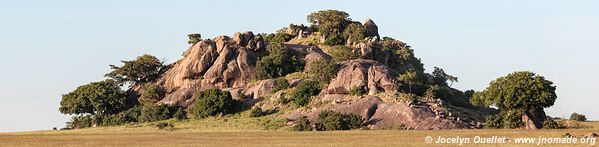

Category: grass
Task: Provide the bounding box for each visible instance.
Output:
[1,118,598,146]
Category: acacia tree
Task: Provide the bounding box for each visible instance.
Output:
[187,33,202,44]
[471,71,557,128]
[105,54,163,86]
[59,80,129,116]
[432,67,458,86]
[398,69,419,93]
[307,10,351,36]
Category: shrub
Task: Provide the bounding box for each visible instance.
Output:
[66,115,94,129]
[256,43,304,79]
[139,104,172,122]
[307,59,339,82]
[329,45,360,62]
[271,78,289,93]
[118,105,142,122]
[290,80,322,107]
[191,89,236,119]
[349,86,366,96]
[249,107,266,117]
[323,33,344,46]
[187,33,202,44]
[484,114,503,129]
[316,110,362,131]
[155,122,174,130]
[263,32,292,43]
[100,114,126,126]
[342,23,366,44]
[570,113,587,121]
[173,107,187,121]
[542,116,561,129]
[139,83,164,105]
[293,116,312,131]
[399,93,417,104]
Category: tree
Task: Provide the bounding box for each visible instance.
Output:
[307,59,339,82]
[307,10,351,36]
[342,22,366,44]
[191,89,236,119]
[315,110,362,131]
[139,104,172,122]
[398,69,419,93]
[187,33,202,44]
[105,54,163,86]
[570,113,587,121]
[59,80,129,116]
[472,71,557,128]
[139,83,164,105]
[256,43,304,79]
[329,45,360,62]
[290,80,322,107]
[432,67,458,86]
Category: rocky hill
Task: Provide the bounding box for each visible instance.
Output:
[138,15,492,130]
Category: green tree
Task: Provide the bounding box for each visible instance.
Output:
[472,71,557,128]
[329,45,360,62]
[342,23,366,44]
[432,67,458,86]
[191,89,236,119]
[323,33,344,46]
[187,33,202,44]
[290,80,322,107]
[59,80,129,116]
[139,83,164,105]
[315,110,362,131]
[398,69,419,93]
[105,54,163,86]
[256,43,304,79]
[307,10,351,36]
[307,59,339,82]
[569,113,587,121]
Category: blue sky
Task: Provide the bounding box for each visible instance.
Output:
[0,0,597,132]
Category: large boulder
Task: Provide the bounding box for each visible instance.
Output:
[521,109,546,130]
[324,59,399,95]
[363,18,379,38]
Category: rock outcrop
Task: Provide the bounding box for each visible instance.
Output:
[364,18,379,38]
[289,96,471,130]
[324,59,400,95]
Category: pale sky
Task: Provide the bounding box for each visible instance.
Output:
[1,0,597,132]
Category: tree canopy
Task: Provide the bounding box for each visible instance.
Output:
[105,54,163,86]
[59,80,129,116]
[307,10,351,36]
[256,43,304,79]
[471,71,557,112]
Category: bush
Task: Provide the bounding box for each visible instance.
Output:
[66,115,94,129]
[249,107,266,117]
[484,114,503,129]
[399,93,417,104]
[290,80,322,107]
[542,116,561,129]
[173,107,187,121]
[323,33,344,46]
[118,106,142,122]
[570,113,587,121]
[101,114,126,126]
[155,122,174,130]
[187,33,202,44]
[329,45,360,62]
[307,59,339,82]
[191,89,236,119]
[350,86,366,96]
[342,23,366,44]
[316,110,362,131]
[139,104,172,122]
[139,83,164,105]
[293,116,312,131]
[271,78,289,93]
[256,43,304,79]
[263,32,292,43]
